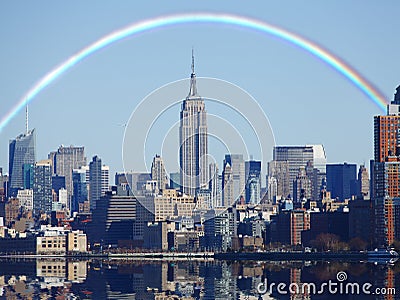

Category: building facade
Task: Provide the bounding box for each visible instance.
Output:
[326,163,358,201]
[33,160,53,215]
[9,129,36,196]
[151,155,168,192]
[372,85,400,246]
[50,145,86,203]
[245,160,261,204]
[271,145,326,199]
[89,156,109,211]
[179,53,209,197]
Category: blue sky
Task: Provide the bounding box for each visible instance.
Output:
[1,1,399,178]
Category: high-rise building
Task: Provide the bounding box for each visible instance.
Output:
[372,86,400,246]
[245,160,261,204]
[101,165,110,195]
[271,145,326,198]
[89,190,140,246]
[293,166,312,202]
[267,160,290,201]
[201,208,236,252]
[373,158,400,245]
[89,156,101,211]
[349,199,373,243]
[169,172,181,190]
[17,189,33,211]
[374,88,400,163]
[9,129,36,196]
[89,156,109,211]
[222,162,233,207]
[357,165,370,199]
[58,188,68,210]
[326,163,358,201]
[270,209,310,245]
[222,154,245,205]
[22,163,34,189]
[52,175,66,194]
[179,52,208,196]
[33,159,52,215]
[115,172,151,195]
[305,160,327,202]
[209,163,221,208]
[72,167,89,213]
[50,145,86,201]
[151,155,168,192]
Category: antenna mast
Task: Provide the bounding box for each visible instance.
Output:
[25,100,29,134]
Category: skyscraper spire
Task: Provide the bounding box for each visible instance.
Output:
[191,48,195,74]
[25,100,29,134]
[188,48,198,97]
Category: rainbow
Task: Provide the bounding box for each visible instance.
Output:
[0,12,388,133]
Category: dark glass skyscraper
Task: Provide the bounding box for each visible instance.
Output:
[72,169,88,213]
[89,156,109,211]
[9,129,36,195]
[326,163,357,201]
[23,163,34,189]
[33,159,52,215]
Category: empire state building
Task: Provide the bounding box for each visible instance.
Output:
[179,52,209,196]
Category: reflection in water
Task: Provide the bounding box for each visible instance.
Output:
[0,259,398,299]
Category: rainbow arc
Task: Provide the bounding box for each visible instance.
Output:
[0,13,388,133]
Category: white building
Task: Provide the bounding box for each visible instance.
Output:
[151,155,168,192]
[17,189,33,211]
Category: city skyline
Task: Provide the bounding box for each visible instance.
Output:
[2,4,400,297]
[1,2,400,177]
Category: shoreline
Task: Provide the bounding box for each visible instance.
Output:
[0,251,397,263]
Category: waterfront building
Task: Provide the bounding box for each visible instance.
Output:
[372,85,400,245]
[143,221,169,250]
[348,198,373,243]
[270,209,310,245]
[201,208,236,252]
[67,230,87,253]
[36,227,67,255]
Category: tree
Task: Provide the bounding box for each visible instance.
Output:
[349,237,367,251]
[312,233,340,251]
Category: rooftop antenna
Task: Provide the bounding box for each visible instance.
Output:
[25,99,29,134]
[191,47,195,74]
